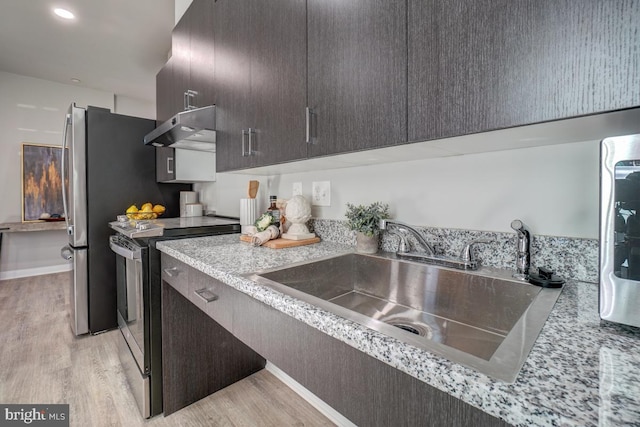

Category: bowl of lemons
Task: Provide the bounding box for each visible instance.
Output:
[126,203,166,220]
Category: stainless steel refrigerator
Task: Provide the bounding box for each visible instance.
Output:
[60,104,189,335]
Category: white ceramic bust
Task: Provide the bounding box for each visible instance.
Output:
[281,195,315,240]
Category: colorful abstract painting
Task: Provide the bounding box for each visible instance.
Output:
[22,143,64,222]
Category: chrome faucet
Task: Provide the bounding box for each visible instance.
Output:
[510,219,531,279]
[379,219,490,270]
[379,219,436,255]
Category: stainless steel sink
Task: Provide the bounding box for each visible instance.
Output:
[247,252,562,383]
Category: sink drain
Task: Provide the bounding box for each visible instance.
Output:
[384,319,432,338]
[393,324,421,335]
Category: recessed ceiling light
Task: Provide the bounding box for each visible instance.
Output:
[70,78,81,83]
[54,8,75,20]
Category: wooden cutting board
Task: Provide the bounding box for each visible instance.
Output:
[240,235,320,249]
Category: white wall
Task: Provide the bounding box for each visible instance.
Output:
[114,95,155,120]
[275,140,599,238]
[0,71,153,278]
[197,141,599,239]
[195,110,640,239]
[175,0,193,25]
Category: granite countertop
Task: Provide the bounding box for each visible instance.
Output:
[157,234,640,427]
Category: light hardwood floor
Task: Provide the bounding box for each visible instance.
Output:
[0,273,334,427]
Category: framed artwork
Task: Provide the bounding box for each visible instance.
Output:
[21,143,65,222]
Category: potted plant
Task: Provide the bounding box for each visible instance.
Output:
[345,202,390,253]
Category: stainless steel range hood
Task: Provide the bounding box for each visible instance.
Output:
[144,105,216,152]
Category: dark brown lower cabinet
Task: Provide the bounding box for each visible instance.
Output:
[161,282,265,416]
[161,255,509,425]
[232,288,510,427]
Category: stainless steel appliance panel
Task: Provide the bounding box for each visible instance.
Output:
[117,328,150,418]
[62,103,87,247]
[110,218,241,418]
[125,257,142,323]
[61,245,89,335]
[112,233,150,418]
[61,102,190,336]
[600,134,640,328]
[111,235,146,368]
[123,256,145,355]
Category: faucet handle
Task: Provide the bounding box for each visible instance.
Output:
[397,235,410,253]
[459,239,492,263]
[385,226,411,253]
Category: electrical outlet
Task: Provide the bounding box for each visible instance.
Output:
[292,182,302,196]
[312,181,330,206]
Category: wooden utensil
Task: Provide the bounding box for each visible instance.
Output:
[239,235,320,248]
[248,180,259,199]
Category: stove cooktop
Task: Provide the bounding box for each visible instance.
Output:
[109,216,240,239]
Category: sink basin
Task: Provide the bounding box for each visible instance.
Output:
[247,252,562,383]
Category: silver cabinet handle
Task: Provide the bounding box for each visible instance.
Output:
[242,129,255,157]
[184,89,198,110]
[163,267,179,277]
[167,156,174,174]
[241,129,248,157]
[248,128,255,156]
[305,107,315,144]
[194,288,219,303]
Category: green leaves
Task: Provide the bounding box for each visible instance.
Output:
[255,212,275,231]
[345,202,390,237]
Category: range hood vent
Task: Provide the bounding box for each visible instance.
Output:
[144,105,216,152]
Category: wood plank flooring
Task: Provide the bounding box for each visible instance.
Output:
[0,273,334,427]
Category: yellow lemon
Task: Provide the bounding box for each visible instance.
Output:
[152,204,165,215]
[126,205,138,214]
[141,202,153,212]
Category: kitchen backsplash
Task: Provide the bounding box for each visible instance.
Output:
[309,219,598,284]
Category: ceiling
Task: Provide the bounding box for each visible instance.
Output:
[0,0,174,102]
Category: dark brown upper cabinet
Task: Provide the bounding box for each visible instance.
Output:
[214,0,307,172]
[160,0,640,172]
[306,0,408,158]
[166,0,215,117]
[408,0,640,143]
[156,58,175,124]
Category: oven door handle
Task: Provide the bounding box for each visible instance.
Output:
[109,236,141,260]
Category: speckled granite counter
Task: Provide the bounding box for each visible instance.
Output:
[157,234,640,427]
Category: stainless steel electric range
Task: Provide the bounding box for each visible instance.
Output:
[108,216,240,418]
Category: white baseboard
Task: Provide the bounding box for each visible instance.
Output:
[265,361,357,427]
[0,263,72,281]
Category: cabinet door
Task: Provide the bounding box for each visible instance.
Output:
[188,0,215,109]
[213,0,254,171]
[307,0,407,157]
[408,0,640,143]
[172,11,191,112]
[156,147,175,182]
[155,59,175,124]
[250,0,307,167]
[161,281,264,416]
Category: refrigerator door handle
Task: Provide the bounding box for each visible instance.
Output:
[61,113,73,235]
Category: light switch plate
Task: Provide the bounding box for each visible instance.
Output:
[292,182,303,196]
[312,181,331,206]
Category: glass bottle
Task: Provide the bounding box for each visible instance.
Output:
[267,195,280,225]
